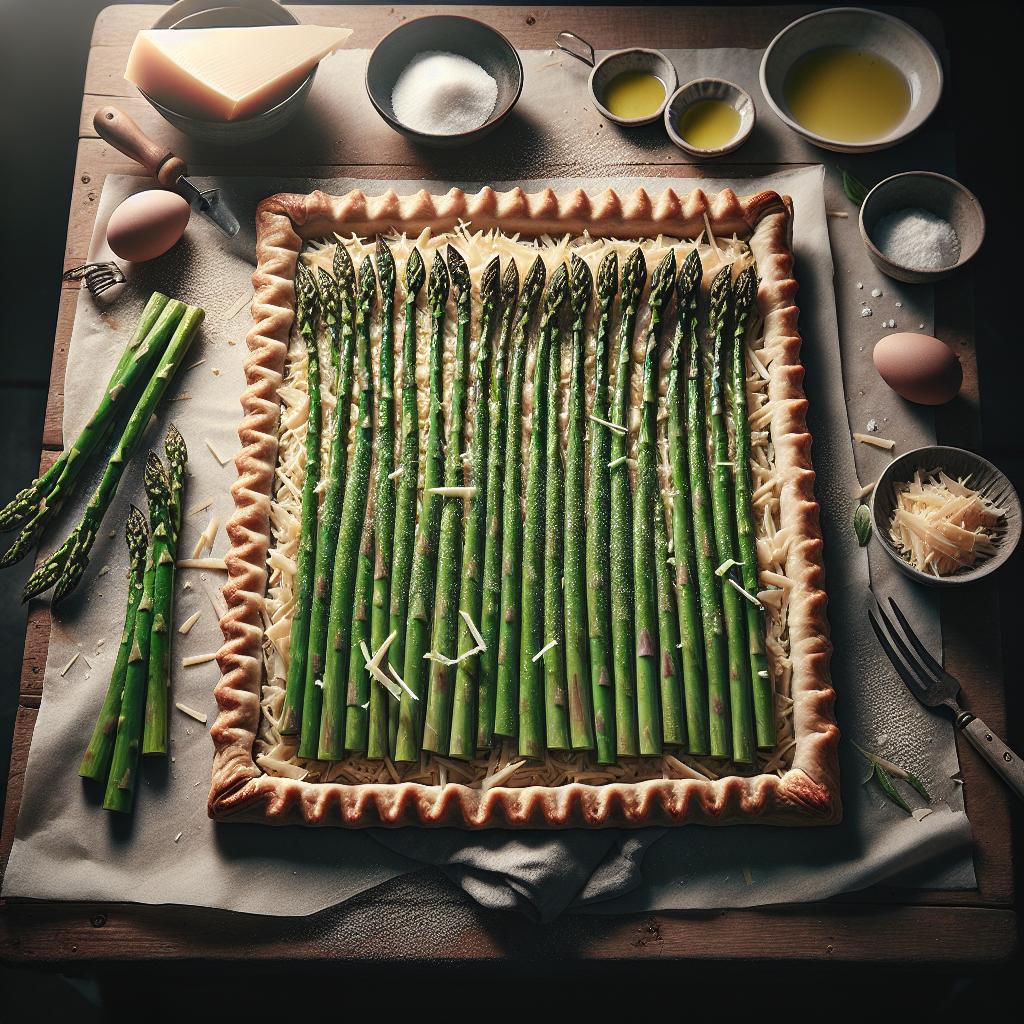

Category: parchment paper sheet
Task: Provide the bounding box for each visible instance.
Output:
[3,44,976,918]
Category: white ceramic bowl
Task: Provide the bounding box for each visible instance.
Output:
[664,78,755,158]
[759,6,944,154]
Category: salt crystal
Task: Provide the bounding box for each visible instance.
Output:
[860,307,872,317]
[392,51,498,135]
[872,208,961,271]
[895,301,903,309]
[867,419,878,432]
[856,282,863,289]
[871,288,882,298]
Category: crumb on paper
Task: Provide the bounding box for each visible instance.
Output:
[856,282,863,289]
[211,367,221,377]
[860,307,872,318]
[174,831,183,843]
[866,419,878,433]
[871,287,882,297]
[98,565,110,577]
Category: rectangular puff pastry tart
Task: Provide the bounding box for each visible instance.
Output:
[210,185,840,828]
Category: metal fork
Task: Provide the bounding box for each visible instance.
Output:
[62,261,126,299]
[869,596,1024,801]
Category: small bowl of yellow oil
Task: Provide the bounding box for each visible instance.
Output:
[664,78,755,158]
[556,31,676,127]
[759,8,943,154]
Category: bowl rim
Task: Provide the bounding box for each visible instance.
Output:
[757,5,944,152]
[858,170,986,276]
[586,47,677,126]
[869,444,1022,586]
[364,13,524,142]
[663,77,755,157]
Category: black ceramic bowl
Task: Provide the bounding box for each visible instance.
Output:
[366,15,523,148]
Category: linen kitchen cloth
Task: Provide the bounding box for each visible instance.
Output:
[3,165,974,920]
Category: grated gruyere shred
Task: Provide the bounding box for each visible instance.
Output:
[254,227,796,787]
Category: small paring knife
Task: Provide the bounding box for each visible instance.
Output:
[93,105,240,238]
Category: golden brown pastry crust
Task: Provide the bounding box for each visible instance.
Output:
[209,185,840,828]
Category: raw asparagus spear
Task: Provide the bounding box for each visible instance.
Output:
[668,249,710,754]
[707,265,754,764]
[609,247,646,757]
[24,305,204,603]
[291,254,356,743]
[387,248,426,756]
[367,240,398,759]
[449,256,501,760]
[475,260,519,751]
[730,266,776,750]
[422,245,474,755]
[2,296,183,569]
[493,256,546,742]
[564,254,595,751]
[520,262,568,759]
[103,457,167,813]
[143,425,187,756]
[79,506,148,782]
[585,251,619,765]
[685,259,731,758]
[542,264,571,752]
[394,252,450,762]
[344,490,376,752]
[279,263,323,738]
[319,253,377,759]
[633,251,676,754]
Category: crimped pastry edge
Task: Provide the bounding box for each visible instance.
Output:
[210,185,840,829]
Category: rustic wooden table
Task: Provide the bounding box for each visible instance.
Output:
[0,4,1017,966]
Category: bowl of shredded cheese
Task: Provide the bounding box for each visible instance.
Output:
[860,172,985,283]
[366,15,523,147]
[871,446,1020,586]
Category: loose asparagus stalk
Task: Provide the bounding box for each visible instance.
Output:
[79,506,148,782]
[493,256,546,742]
[278,264,323,739]
[707,265,754,764]
[609,247,646,757]
[290,254,357,742]
[422,246,474,755]
[475,260,519,751]
[319,253,377,759]
[1,296,183,568]
[24,305,204,603]
[542,264,571,752]
[730,266,775,750]
[142,426,187,756]
[564,254,595,751]
[344,491,375,752]
[367,240,398,759]
[585,252,619,765]
[387,249,426,756]
[448,256,501,761]
[684,259,731,759]
[103,457,166,813]
[520,262,568,759]
[668,249,710,754]
[394,252,450,762]
[633,251,677,754]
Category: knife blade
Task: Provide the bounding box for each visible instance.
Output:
[93,105,240,238]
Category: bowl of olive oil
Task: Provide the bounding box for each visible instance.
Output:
[665,78,755,158]
[759,7,943,153]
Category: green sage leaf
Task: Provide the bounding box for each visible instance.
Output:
[841,168,870,206]
[854,503,872,546]
[874,764,912,813]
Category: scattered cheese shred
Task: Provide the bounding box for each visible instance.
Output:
[426,485,477,498]
[853,480,876,501]
[178,611,201,635]
[189,499,213,516]
[174,831,183,843]
[176,557,227,571]
[532,638,557,663]
[888,467,1005,576]
[175,701,208,724]
[206,439,231,465]
[853,432,895,451]
[182,652,218,668]
[191,516,221,558]
[481,759,527,790]
[460,609,486,652]
[588,413,626,435]
[60,651,80,677]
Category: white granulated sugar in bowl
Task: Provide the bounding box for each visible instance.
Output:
[872,207,962,271]
[391,51,499,135]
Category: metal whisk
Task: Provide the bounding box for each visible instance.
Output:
[63,261,126,298]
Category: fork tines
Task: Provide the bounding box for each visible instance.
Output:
[63,261,126,298]
[869,596,953,707]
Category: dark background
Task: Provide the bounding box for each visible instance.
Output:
[0,0,1020,1014]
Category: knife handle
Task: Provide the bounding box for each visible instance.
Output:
[93,105,187,187]
[960,714,1024,802]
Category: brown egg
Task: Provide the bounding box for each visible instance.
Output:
[106,189,190,263]
[872,332,962,406]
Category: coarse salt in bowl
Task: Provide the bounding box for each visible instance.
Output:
[391,51,499,135]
